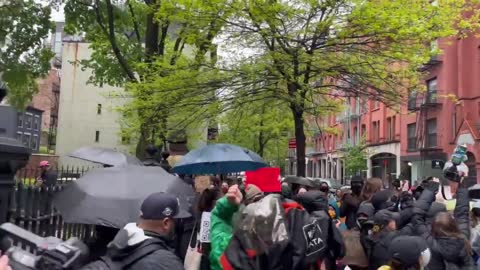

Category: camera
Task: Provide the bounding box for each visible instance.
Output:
[0,223,88,270]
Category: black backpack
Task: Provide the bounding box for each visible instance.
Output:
[82,239,166,270]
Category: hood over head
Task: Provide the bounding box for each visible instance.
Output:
[106,223,171,260]
[371,190,394,211]
[295,190,328,213]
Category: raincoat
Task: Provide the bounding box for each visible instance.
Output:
[210,196,239,270]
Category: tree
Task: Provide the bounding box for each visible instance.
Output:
[0,0,54,108]
[341,140,368,178]
[217,93,293,169]
[64,0,230,157]
[217,0,479,176]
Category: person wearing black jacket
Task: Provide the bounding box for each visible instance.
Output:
[341,176,364,229]
[412,178,473,270]
[297,190,345,270]
[362,207,415,270]
[82,193,190,270]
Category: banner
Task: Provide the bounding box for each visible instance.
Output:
[245,167,281,192]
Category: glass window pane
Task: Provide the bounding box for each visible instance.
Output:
[22,133,30,147]
[33,116,40,130]
[17,113,23,127]
[24,113,32,129]
[32,135,38,150]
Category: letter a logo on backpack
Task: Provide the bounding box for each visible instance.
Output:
[302,222,326,256]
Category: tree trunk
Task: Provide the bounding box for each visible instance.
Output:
[291,106,306,177]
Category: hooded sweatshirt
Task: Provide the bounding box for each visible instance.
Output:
[81,223,183,270]
[412,187,473,270]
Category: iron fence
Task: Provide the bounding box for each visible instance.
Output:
[9,167,97,242]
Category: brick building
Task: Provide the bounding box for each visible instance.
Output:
[295,35,480,185]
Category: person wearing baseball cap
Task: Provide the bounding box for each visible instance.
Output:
[82,192,190,270]
[378,236,430,270]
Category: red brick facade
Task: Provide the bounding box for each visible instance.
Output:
[297,35,480,185]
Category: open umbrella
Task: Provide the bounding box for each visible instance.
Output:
[68,146,142,167]
[283,176,314,187]
[172,143,268,174]
[53,165,194,228]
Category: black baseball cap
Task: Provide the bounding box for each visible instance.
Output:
[140,193,191,220]
[389,236,428,267]
[373,209,400,226]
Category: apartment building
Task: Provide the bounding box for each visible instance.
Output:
[296,35,480,185]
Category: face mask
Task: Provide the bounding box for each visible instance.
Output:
[328,209,336,219]
[420,248,431,268]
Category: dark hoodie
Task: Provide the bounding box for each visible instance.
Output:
[81,223,183,270]
[412,187,473,270]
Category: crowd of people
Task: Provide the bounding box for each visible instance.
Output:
[4,151,478,270]
[73,173,477,270]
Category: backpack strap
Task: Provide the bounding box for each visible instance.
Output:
[100,240,167,269]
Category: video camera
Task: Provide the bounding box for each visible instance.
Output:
[443,144,469,183]
[0,223,88,270]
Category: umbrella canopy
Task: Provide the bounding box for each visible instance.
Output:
[283,176,314,187]
[53,165,194,228]
[68,146,143,167]
[172,143,268,174]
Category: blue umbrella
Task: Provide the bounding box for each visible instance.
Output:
[172,143,268,174]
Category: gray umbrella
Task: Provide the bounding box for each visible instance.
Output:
[68,146,143,167]
[53,165,194,228]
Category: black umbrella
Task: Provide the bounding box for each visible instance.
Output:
[53,165,194,228]
[282,176,314,187]
[68,146,143,167]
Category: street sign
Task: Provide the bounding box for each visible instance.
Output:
[289,138,297,149]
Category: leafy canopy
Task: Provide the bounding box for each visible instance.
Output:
[0,0,54,108]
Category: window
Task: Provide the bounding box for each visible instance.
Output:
[33,115,40,130]
[374,100,380,109]
[17,113,23,128]
[353,127,358,145]
[387,116,396,141]
[16,132,22,141]
[407,123,416,150]
[22,133,31,147]
[426,78,438,103]
[97,104,102,115]
[360,96,367,114]
[408,90,418,110]
[372,121,380,143]
[95,131,100,142]
[32,135,38,150]
[24,113,32,129]
[427,118,437,148]
[361,124,366,138]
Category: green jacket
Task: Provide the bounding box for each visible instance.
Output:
[209,196,239,270]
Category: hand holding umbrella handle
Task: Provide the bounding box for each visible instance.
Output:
[227,184,243,205]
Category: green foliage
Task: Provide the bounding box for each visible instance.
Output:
[64,0,232,155]
[216,0,480,175]
[0,0,54,108]
[341,140,368,177]
[216,96,293,169]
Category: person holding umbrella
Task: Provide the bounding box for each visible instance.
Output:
[82,192,190,270]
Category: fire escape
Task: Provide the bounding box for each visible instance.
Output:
[48,81,60,151]
[408,92,442,173]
